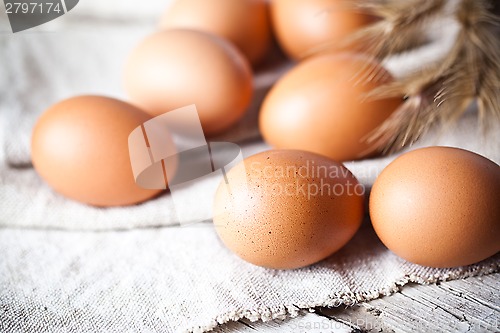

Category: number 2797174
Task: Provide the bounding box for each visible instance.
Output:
[5,2,62,14]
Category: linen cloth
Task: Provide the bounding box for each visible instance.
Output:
[1,1,499,332]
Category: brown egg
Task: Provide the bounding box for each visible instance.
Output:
[370,147,500,268]
[124,29,253,136]
[159,0,271,66]
[259,54,402,162]
[31,95,170,207]
[213,149,365,269]
[271,0,374,60]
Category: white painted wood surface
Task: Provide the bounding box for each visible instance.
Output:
[214,273,499,332]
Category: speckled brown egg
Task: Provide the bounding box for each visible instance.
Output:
[259,54,402,162]
[31,95,170,207]
[271,0,374,60]
[370,147,500,268]
[213,149,365,269]
[159,0,271,66]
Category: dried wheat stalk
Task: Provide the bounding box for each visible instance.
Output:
[315,0,500,153]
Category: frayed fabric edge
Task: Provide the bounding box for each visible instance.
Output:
[187,261,500,333]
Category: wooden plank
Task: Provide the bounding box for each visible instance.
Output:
[436,275,499,310]
[366,292,472,332]
[214,273,500,332]
[214,312,353,333]
[396,280,499,332]
[322,275,499,332]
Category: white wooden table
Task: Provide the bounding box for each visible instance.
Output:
[215,273,499,332]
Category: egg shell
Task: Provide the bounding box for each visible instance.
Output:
[259,54,402,161]
[270,0,374,60]
[159,0,271,66]
[370,147,500,268]
[124,29,253,136]
[213,149,365,269]
[31,95,171,207]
